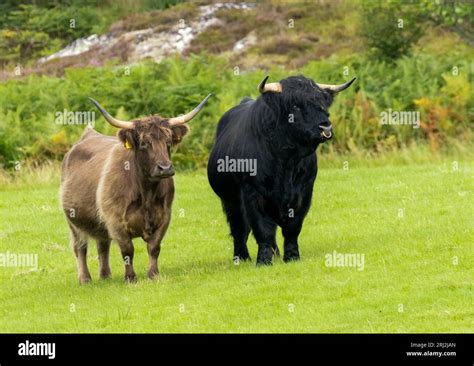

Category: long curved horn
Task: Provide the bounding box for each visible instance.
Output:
[88,97,134,129]
[258,75,282,93]
[315,77,356,93]
[168,94,212,126]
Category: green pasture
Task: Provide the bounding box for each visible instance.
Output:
[0,159,472,332]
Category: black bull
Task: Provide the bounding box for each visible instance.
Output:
[207,75,356,265]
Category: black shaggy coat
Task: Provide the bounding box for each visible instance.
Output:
[208,76,338,264]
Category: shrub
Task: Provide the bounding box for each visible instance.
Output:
[0,52,472,170]
[0,29,60,64]
[358,1,426,61]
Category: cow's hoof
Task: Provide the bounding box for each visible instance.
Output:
[283,255,300,263]
[125,272,137,283]
[99,270,111,280]
[147,269,160,280]
[79,275,92,285]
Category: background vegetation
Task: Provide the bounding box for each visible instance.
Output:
[0,0,473,171]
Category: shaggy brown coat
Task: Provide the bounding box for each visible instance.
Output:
[61,118,189,284]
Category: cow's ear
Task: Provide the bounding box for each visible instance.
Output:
[118,129,136,150]
[171,124,190,144]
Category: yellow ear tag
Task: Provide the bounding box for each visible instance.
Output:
[124,140,132,150]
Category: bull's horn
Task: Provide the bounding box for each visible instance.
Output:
[315,77,356,93]
[88,97,134,129]
[168,94,212,126]
[258,75,282,94]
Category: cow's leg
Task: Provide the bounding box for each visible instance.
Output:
[144,215,170,280]
[146,240,161,280]
[69,225,91,284]
[96,239,111,279]
[116,238,136,282]
[222,198,251,261]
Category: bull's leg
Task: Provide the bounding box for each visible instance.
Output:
[116,239,136,282]
[282,222,302,262]
[96,239,111,279]
[222,198,251,261]
[243,196,277,265]
[69,225,91,284]
[281,189,312,262]
[251,218,278,265]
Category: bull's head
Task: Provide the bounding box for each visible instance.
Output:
[88,95,211,180]
[258,75,355,147]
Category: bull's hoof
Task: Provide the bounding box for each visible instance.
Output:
[234,254,252,262]
[256,257,273,266]
[124,272,137,283]
[283,254,300,263]
[257,246,273,265]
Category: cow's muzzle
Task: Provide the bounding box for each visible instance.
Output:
[319,125,333,140]
[151,164,175,179]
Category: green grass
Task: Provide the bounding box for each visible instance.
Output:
[0,160,472,333]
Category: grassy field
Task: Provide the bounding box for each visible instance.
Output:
[0,159,472,333]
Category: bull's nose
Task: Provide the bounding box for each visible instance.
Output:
[319,125,333,139]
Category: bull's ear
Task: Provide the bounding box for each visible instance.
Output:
[118,129,136,150]
[322,90,335,107]
[171,124,190,144]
